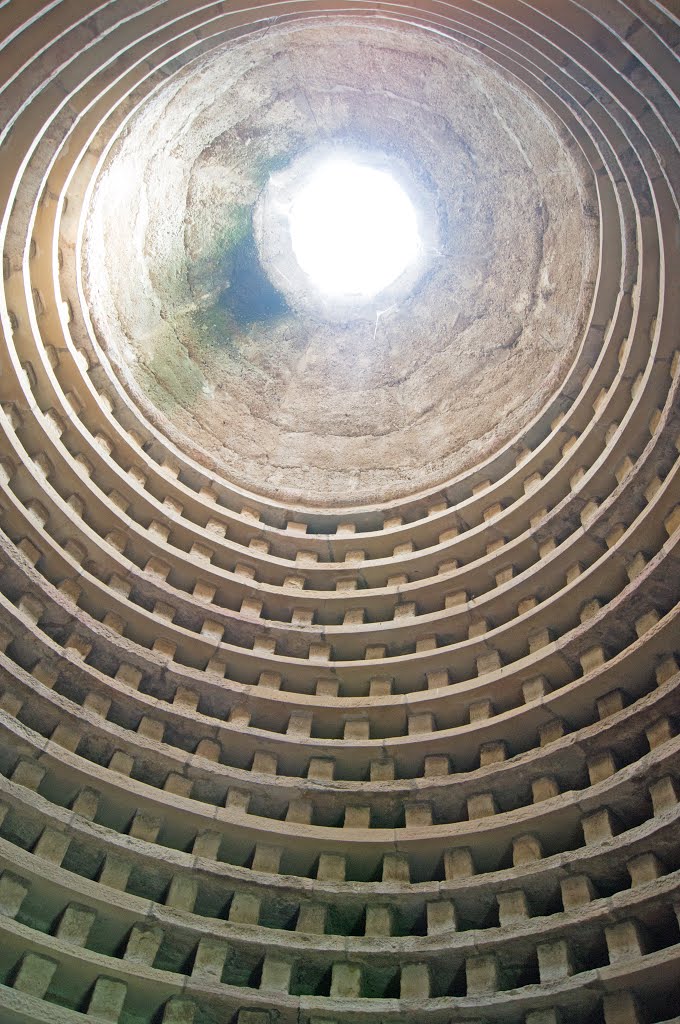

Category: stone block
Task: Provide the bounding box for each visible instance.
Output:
[497,889,529,925]
[125,924,163,965]
[252,844,281,874]
[251,751,276,774]
[635,610,660,637]
[87,977,128,1021]
[646,717,674,749]
[56,903,96,945]
[582,808,614,843]
[83,693,111,717]
[137,716,164,741]
[512,834,542,865]
[627,853,663,886]
[0,691,22,716]
[32,661,58,688]
[580,645,606,673]
[98,855,131,891]
[241,597,263,618]
[344,805,370,828]
[602,991,643,1024]
[528,627,552,652]
[426,900,457,934]
[605,920,645,962]
[108,751,134,776]
[405,801,432,827]
[13,953,57,997]
[539,719,565,745]
[230,706,251,727]
[400,962,429,998]
[164,774,192,798]
[343,718,369,740]
[424,755,449,776]
[115,663,142,688]
[229,892,261,924]
[597,690,625,719]
[128,811,160,843]
[0,873,28,918]
[308,758,334,780]
[318,853,346,881]
[650,775,678,814]
[518,595,539,615]
[477,650,502,674]
[408,712,434,734]
[561,874,595,909]
[656,655,679,685]
[532,776,559,801]
[296,903,326,934]
[479,741,507,765]
[368,677,391,696]
[195,738,222,763]
[469,699,493,722]
[537,938,572,981]
[365,905,393,936]
[33,828,70,864]
[11,759,45,790]
[166,875,198,912]
[588,750,617,784]
[444,847,474,879]
[382,852,410,882]
[193,831,221,859]
[467,792,496,819]
[309,641,330,659]
[162,999,196,1024]
[225,786,249,814]
[466,953,498,994]
[192,937,228,979]
[260,955,292,992]
[526,1010,560,1024]
[369,759,394,781]
[287,798,313,824]
[330,962,361,998]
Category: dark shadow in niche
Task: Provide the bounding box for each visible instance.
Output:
[217,213,289,328]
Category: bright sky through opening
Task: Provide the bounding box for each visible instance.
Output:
[289,160,421,297]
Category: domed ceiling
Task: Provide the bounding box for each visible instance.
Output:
[83,18,598,508]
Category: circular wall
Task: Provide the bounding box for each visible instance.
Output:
[0,4,678,1024]
[83,19,597,507]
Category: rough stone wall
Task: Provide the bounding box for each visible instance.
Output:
[82,18,598,507]
[0,3,678,1024]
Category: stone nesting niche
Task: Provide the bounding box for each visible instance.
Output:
[0,4,679,1024]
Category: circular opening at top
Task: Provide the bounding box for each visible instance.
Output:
[288,159,422,298]
[254,144,437,322]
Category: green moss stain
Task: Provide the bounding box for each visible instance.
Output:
[137,337,205,413]
[222,203,251,251]
[196,198,289,332]
[192,302,235,352]
[143,156,294,411]
[218,223,288,327]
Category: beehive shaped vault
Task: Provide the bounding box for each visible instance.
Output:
[0,3,679,1024]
